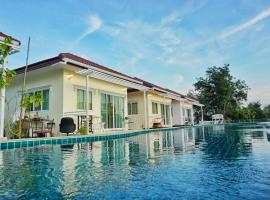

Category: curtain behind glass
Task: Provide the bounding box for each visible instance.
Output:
[101,94,108,128]
[114,96,124,128]
[165,105,171,125]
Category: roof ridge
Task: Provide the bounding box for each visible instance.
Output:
[134,76,186,97]
[60,52,138,81]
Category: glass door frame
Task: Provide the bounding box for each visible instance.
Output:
[101,92,125,130]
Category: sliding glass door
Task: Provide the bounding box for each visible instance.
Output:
[161,104,171,125]
[101,93,125,129]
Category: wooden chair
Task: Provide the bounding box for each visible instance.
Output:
[31,118,54,138]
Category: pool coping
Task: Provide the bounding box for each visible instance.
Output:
[1,122,265,150]
[0,125,203,150]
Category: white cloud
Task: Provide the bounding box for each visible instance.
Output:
[73,15,102,46]
[161,13,182,26]
[86,15,102,34]
[174,74,184,85]
[220,7,270,39]
[128,53,144,66]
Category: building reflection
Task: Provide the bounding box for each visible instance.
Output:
[1,124,268,198]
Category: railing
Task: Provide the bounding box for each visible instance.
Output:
[128,114,145,130]
[201,119,270,125]
[63,111,105,133]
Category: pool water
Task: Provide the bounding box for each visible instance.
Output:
[0,123,270,199]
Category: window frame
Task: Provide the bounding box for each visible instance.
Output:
[25,88,50,112]
[128,101,138,115]
[152,102,159,114]
[101,93,125,129]
[76,88,93,111]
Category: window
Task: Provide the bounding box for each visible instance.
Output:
[77,89,92,110]
[101,93,125,129]
[26,89,50,111]
[161,104,171,125]
[128,102,138,115]
[152,102,158,114]
[187,109,192,122]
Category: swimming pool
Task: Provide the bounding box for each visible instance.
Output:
[0,123,270,199]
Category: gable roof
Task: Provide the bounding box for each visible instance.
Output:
[134,77,186,98]
[13,52,196,101]
[14,53,142,84]
[164,88,185,98]
[133,77,167,93]
[61,53,140,82]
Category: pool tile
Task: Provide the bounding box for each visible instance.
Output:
[21,141,28,147]
[40,140,46,145]
[14,142,21,148]
[62,139,68,144]
[28,141,34,147]
[1,142,8,149]
[8,142,15,149]
[46,140,52,144]
[72,138,77,143]
[99,136,106,141]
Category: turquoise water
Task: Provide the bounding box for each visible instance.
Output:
[0,123,270,199]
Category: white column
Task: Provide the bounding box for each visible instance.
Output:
[124,95,128,130]
[0,58,7,138]
[169,104,172,127]
[86,75,89,134]
[201,106,204,124]
[191,106,194,125]
[179,100,183,125]
[143,90,148,129]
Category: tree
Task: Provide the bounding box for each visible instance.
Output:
[0,37,16,89]
[264,104,270,119]
[194,64,249,120]
[247,102,265,120]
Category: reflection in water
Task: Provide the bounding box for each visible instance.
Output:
[0,123,270,199]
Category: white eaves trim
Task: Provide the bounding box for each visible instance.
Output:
[63,57,143,85]
[77,69,148,91]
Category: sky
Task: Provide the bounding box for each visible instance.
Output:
[1,0,270,105]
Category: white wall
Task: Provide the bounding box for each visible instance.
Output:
[5,67,64,135]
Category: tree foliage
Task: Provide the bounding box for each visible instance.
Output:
[264,105,270,118]
[0,37,16,88]
[194,64,249,120]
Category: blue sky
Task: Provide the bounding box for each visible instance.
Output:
[1,0,270,105]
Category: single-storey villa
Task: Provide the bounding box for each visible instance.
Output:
[127,79,202,130]
[5,53,147,135]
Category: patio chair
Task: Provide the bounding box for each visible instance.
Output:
[22,118,31,138]
[59,117,76,136]
[152,117,162,129]
[46,119,55,137]
[31,118,53,138]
